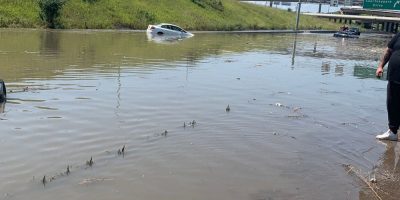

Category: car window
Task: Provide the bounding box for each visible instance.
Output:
[173,26,182,31]
[161,24,187,33]
[161,25,172,30]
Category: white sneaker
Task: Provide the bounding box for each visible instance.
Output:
[376,129,398,141]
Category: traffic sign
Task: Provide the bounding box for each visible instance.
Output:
[363,0,400,10]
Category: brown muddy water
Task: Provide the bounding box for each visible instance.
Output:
[0,29,397,200]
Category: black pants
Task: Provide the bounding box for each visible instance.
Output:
[387,81,400,134]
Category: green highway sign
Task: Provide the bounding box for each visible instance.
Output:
[363,0,400,10]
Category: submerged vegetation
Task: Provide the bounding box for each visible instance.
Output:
[0,0,338,30]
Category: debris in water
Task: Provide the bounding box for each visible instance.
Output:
[293,107,302,112]
[369,172,377,183]
[118,145,125,155]
[42,176,46,186]
[343,164,382,200]
[188,120,196,127]
[86,157,94,167]
[79,177,113,185]
[370,177,377,183]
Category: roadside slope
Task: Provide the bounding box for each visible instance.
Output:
[0,0,338,30]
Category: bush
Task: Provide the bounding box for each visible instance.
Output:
[38,0,67,28]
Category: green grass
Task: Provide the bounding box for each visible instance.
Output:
[0,0,339,30]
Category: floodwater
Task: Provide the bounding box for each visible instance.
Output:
[0,29,397,200]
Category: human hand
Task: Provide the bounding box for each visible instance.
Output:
[376,66,384,78]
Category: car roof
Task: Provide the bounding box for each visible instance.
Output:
[158,23,181,27]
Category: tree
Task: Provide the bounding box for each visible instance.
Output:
[38,0,67,28]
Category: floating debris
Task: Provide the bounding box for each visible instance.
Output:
[343,164,382,200]
[42,176,46,186]
[370,177,377,183]
[236,77,240,80]
[79,177,113,185]
[86,157,94,167]
[293,107,302,112]
[226,104,230,112]
[117,145,125,155]
[275,103,283,107]
[188,120,196,127]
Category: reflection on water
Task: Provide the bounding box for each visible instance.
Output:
[354,65,384,79]
[0,30,395,200]
[40,31,60,55]
[0,102,5,113]
[291,34,297,66]
[146,32,193,44]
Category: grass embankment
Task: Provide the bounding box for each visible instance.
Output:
[0,0,338,30]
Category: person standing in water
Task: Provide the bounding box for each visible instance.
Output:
[376,33,400,141]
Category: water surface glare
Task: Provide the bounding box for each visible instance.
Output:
[0,29,395,200]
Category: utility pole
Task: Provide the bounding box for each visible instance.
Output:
[295,0,302,31]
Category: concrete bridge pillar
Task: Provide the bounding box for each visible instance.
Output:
[395,23,399,33]
[270,1,273,7]
[381,22,385,31]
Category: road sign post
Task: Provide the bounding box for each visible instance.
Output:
[363,0,400,10]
